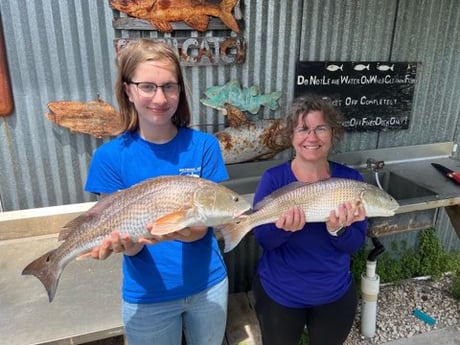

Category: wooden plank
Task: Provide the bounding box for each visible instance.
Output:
[0,202,94,240]
[225,292,262,345]
[445,205,460,239]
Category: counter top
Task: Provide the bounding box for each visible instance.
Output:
[0,234,123,344]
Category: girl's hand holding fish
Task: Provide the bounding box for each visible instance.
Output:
[275,207,306,232]
[326,201,366,235]
[82,226,210,260]
[80,231,147,260]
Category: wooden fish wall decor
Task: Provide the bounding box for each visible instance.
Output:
[45,98,123,138]
[110,0,241,33]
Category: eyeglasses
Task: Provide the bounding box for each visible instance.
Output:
[294,125,331,137]
[127,81,180,97]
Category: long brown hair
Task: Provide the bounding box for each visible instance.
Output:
[115,39,191,131]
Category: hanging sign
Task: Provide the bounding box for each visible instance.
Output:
[294,61,418,131]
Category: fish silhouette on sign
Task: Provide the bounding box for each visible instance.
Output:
[110,0,241,33]
[326,64,343,72]
[354,64,370,71]
[377,64,395,72]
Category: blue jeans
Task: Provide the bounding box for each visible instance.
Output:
[122,277,228,345]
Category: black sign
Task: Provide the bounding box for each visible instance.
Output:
[295,61,418,131]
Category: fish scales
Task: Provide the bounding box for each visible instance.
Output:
[218,178,400,252]
[22,175,251,302]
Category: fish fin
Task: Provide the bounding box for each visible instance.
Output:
[217,219,252,252]
[184,16,210,32]
[151,20,173,32]
[59,194,120,240]
[219,0,240,32]
[58,212,98,241]
[254,181,308,210]
[150,211,190,235]
[76,250,93,260]
[268,91,283,110]
[22,248,61,302]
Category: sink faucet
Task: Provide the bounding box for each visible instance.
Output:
[366,158,385,171]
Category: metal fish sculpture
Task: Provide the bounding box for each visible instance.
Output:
[217,178,400,252]
[215,119,291,164]
[22,175,251,302]
[201,80,282,114]
[110,0,240,33]
[45,97,123,138]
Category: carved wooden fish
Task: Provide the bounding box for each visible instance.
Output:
[110,0,240,33]
[45,98,123,138]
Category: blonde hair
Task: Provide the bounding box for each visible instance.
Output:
[115,39,191,131]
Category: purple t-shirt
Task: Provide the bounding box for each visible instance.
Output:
[253,161,368,308]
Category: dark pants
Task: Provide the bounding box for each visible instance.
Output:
[252,273,357,345]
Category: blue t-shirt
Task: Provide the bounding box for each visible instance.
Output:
[85,128,229,303]
[253,161,368,308]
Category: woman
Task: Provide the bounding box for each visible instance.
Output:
[252,94,368,345]
[84,39,228,345]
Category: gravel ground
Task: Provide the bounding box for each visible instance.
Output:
[345,274,460,344]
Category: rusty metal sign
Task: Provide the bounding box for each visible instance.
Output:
[114,37,246,66]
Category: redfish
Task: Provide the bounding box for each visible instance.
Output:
[110,0,240,33]
[22,175,251,302]
[218,178,399,252]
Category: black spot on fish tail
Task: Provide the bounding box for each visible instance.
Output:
[22,248,62,302]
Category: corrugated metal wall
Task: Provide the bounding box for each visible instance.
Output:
[0,0,459,291]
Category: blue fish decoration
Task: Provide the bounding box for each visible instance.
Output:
[201,80,282,114]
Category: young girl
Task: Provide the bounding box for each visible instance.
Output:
[84,39,229,345]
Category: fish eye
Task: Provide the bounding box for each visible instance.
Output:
[233,196,239,202]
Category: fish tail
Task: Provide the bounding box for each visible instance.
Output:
[268,92,282,110]
[219,0,240,33]
[218,219,252,252]
[22,248,62,302]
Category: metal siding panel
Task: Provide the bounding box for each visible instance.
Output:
[0,0,116,211]
[379,0,460,148]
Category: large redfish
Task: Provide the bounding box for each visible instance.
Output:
[218,178,399,252]
[22,175,251,302]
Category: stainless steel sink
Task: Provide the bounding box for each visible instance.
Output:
[359,170,437,201]
[358,169,439,237]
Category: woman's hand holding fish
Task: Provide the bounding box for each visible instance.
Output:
[326,201,366,234]
[275,207,306,232]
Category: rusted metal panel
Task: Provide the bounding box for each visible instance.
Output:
[114,36,246,66]
[368,209,437,237]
